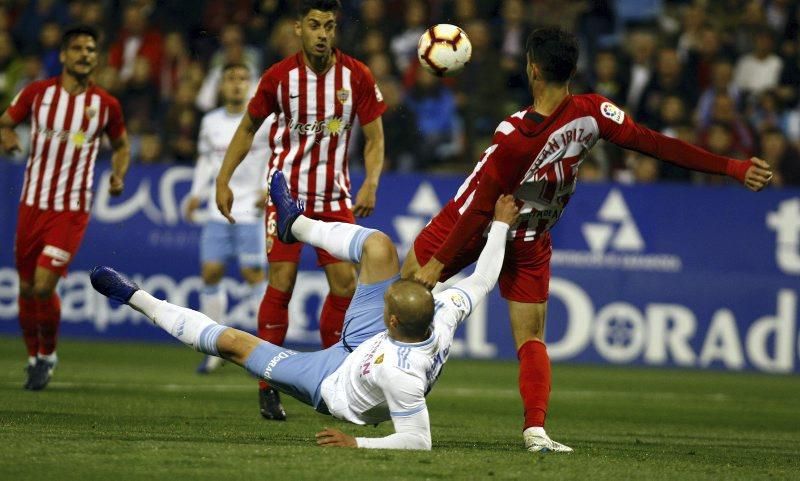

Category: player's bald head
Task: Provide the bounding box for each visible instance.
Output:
[385,280,435,339]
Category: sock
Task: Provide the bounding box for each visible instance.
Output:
[200,284,227,325]
[130,290,227,354]
[291,216,377,263]
[319,293,351,348]
[36,294,61,356]
[38,352,57,363]
[18,297,39,357]
[518,340,551,429]
[257,286,291,390]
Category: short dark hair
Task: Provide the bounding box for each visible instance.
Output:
[526,27,579,84]
[222,62,251,74]
[61,25,98,50]
[299,0,341,17]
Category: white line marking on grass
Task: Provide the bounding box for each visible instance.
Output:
[0,381,730,402]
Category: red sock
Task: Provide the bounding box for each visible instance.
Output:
[257,286,291,390]
[319,294,351,348]
[518,339,551,429]
[36,294,61,356]
[18,297,39,357]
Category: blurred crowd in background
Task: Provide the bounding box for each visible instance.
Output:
[1,0,799,186]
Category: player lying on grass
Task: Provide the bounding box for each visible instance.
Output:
[90,171,519,450]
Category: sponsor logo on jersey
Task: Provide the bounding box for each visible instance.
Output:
[288,116,352,136]
[336,88,350,104]
[600,101,625,125]
[37,126,92,145]
[552,189,682,272]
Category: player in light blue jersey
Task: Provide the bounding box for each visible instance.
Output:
[185,62,270,375]
[90,172,523,450]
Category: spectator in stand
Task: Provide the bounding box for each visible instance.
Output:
[367,52,396,86]
[379,80,419,172]
[637,47,696,126]
[705,122,747,161]
[137,130,166,164]
[390,0,427,73]
[676,3,707,62]
[340,0,390,57]
[456,20,506,157]
[733,27,783,98]
[12,0,71,48]
[0,31,24,109]
[160,31,191,103]
[685,26,735,93]
[164,80,200,162]
[697,58,741,127]
[591,49,628,107]
[759,127,800,186]
[703,93,755,156]
[660,122,697,182]
[262,18,301,69]
[655,95,687,134]
[496,0,530,105]
[750,89,784,133]
[776,37,800,108]
[361,30,389,60]
[196,24,261,112]
[39,22,63,78]
[404,68,463,169]
[623,29,657,115]
[109,3,163,89]
[120,57,160,135]
[627,151,660,184]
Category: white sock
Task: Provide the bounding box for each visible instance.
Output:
[130,290,225,354]
[38,352,57,363]
[200,284,227,326]
[28,356,37,367]
[291,216,377,263]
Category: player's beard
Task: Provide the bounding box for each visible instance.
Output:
[66,64,94,82]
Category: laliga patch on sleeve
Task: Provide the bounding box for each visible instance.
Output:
[374,84,384,102]
[600,101,625,125]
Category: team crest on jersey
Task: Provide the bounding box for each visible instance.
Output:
[600,102,625,125]
[374,354,384,365]
[336,88,350,104]
[450,293,467,309]
[85,106,98,119]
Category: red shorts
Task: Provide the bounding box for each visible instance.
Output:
[266,206,356,266]
[15,204,91,280]
[413,209,552,303]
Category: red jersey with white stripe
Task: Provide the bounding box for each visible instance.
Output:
[248,49,386,213]
[7,77,126,213]
[433,93,747,266]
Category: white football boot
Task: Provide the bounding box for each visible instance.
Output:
[523,427,573,453]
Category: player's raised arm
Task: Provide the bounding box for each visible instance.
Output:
[216,112,265,223]
[442,195,518,320]
[594,96,773,192]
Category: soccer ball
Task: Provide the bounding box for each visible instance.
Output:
[417,24,472,77]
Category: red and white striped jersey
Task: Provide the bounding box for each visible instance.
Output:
[248,49,386,213]
[7,77,126,213]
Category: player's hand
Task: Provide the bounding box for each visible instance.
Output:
[184,197,201,223]
[215,181,236,224]
[415,259,444,290]
[0,128,21,154]
[494,194,520,225]
[108,173,124,196]
[743,157,773,192]
[352,182,377,218]
[315,428,357,448]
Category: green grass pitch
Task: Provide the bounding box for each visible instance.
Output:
[0,336,798,480]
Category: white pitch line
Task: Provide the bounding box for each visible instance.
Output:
[0,381,730,401]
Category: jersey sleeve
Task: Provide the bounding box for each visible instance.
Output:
[104,96,126,141]
[355,370,431,450]
[354,63,387,125]
[5,83,40,123]
[247,69,280,121]
[591,95,749,182]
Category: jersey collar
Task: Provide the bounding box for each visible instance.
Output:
[388,327,436,348]
[522,94,573,137]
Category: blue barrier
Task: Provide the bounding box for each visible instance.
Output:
[1,160,799,373]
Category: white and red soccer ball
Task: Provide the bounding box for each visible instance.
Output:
[417,24,472,77]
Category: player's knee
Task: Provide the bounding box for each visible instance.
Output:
[363,232,399,269]
[201,264,225,284]
[215,328,252,362]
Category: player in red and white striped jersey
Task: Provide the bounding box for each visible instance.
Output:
[0,26,130,391]
[402,28,773,453]
[215,0,386,420]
